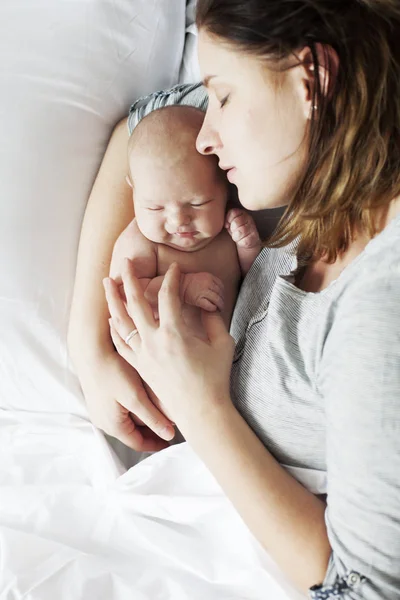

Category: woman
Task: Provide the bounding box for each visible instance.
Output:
[69,0,400,597]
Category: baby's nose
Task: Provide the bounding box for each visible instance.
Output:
[170,211,191,228]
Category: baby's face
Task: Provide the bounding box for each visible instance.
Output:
[130,149,228,252]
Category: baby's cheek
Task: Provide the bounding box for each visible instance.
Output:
[203,208,225,237]
[137,216,165,243]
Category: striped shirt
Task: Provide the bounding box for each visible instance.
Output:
[127,82,208,135]
[230,213,400,599]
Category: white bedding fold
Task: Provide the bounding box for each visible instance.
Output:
[0,411,311,599]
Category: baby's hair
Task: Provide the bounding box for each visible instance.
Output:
[127,105,226,189]
[127,105,206,187]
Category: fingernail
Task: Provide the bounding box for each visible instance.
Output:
[161,426,175,441]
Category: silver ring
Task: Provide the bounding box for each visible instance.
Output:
[124,328,139,345]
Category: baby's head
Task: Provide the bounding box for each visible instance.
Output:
[127,105,229,251]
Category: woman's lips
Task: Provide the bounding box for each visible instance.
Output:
[220,164,237,183]
[226,167,237,183]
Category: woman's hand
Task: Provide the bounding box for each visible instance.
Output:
[103,259,235,429]
[76,347,175,451]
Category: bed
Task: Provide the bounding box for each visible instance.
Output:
[0,2,312,597]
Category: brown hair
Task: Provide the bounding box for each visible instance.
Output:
[196,0,400,262]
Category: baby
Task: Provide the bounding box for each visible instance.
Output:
[110,105,262,339]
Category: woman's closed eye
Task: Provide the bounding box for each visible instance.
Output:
[219,94,230,109]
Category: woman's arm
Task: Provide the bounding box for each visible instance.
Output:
[104,261,331,593]
[181,404,331,593]
[68,117,132,360]
[68,118,175,449]
[178,399,331,592]
[190,272,400,599]
[105,251,400,598]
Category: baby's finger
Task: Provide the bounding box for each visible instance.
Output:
[231,226,247,242]
[231,213,248,229]
[202,290,224,311]
[210,279,225,295]
[225,208,243,224]
[197,298,218,312]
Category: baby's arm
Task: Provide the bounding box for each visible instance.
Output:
[111,224,224,313]
[138,273,224,313]
[225,208,262,276]
[110,219,157,306]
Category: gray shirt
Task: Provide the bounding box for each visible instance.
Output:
[230,213,400,599]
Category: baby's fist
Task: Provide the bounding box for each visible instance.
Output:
[182,272,224,312]
[225,208,260,249]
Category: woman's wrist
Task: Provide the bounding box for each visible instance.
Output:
[176,393,237,444]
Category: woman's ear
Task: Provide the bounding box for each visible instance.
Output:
[296,43,339,118]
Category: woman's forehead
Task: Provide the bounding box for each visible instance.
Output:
[198,30,245,78]
[198,30,273,89]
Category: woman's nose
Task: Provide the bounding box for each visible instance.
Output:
[196,113,221,156]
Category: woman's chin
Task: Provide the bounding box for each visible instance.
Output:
[238,185,289,212]
[237,186,267,212]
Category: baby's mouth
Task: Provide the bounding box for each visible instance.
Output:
[174,231,198,238]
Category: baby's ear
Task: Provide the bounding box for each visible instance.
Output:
[125,174,133,188]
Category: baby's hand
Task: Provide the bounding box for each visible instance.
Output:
[182,272,224,312]
[225,208,261,249]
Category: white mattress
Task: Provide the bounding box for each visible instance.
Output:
[0,1,313,597]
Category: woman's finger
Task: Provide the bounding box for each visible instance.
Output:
[121,258,157,333]
[109,319,139,362]
[110,323,176,441]
[201,310,233,345]
[124,378,176,442]
[157,262,184,330]
[114,410,170,452]
[103,277,137,341]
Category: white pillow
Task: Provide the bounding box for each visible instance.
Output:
[179,0,201,83]
[0,0,186,415]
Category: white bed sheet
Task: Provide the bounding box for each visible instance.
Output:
[0,408,323,600]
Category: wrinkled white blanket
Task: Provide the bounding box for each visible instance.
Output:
[0,410,326,599]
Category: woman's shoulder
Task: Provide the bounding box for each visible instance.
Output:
[319,215,400,380]
[334,213,400,307]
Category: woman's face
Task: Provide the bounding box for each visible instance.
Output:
[196,31,312,211]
